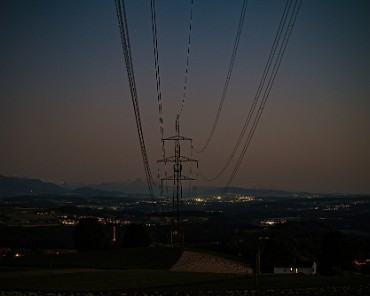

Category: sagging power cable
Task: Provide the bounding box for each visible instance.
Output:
[177,0,194,119]
[201,0,291,181]
[223,0,302,193]
[115,0,155,202]
[197,0,249,154]
[150,0,165,142]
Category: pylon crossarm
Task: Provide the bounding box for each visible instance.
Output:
[162,135,192,141]
[157,156,176,163]
[179,156,197,162]
[158,156,197,163]
[179,175,195,181]
[161,175,195,181]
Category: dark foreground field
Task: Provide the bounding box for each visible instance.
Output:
[1,248,369,295]
[1,269,370,292]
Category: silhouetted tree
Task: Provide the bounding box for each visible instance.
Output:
[122,223,151,248]
[362,262,370,275]
[318,231,353,275]
[74,218,105,251]
[261,231,299,272]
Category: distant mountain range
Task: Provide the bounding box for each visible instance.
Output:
[0,175,66,196]
[0,175,150,197]
[1,174,361,198]
[88,178,150,194]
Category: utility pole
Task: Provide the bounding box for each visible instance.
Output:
[158,116,198,246]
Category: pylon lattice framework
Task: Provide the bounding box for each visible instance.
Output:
[158,118,198,246]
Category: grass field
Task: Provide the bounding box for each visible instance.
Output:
[1,247,183,270]
[1,269,369,292]
[1,247,369,292]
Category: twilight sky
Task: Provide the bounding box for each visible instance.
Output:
[1,0,369,194]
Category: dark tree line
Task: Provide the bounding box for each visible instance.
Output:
[73,218,151,251]
[185,220,370,275]
[0,224,74,249]
[73,218,106,251]
[2,216,370,274]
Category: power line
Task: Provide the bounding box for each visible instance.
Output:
[224,0,301,191]
[200,0,291,181]
[197,0,249,154]
[115,0,155,202]
[151,0,171,212]
[150,0,165,142]
[177,0,194,119]
[223,0,302,193]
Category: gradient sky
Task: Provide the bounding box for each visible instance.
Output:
[1,0,369,194]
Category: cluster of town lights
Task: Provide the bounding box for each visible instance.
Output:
[192,195,255,203]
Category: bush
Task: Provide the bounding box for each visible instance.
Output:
[74,218,105,251]
[122,223,151,248]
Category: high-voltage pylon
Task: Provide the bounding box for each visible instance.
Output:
[158,117,198,246]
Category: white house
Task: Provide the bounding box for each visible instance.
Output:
[274,261,317,275]
[274,266,298,274]
[297,260,317,275]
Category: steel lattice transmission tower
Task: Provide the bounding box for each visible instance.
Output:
[158,117,198,246]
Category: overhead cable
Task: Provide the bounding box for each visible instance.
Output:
[115,0,155,202]
[200,0,290,181]
[150,0,165,142]
[177,0,194,119]
[197,0,249,154]
[223,0,302,193]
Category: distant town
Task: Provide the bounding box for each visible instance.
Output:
[1,174,370,277]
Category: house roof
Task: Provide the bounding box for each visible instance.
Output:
[296,260,316,268]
